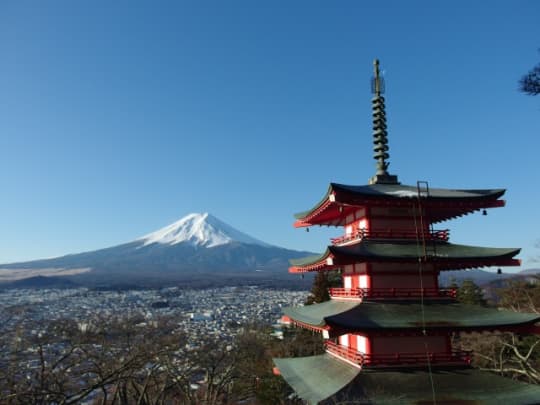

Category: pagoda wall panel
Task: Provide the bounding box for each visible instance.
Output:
[372,335,447,355]
[369,217,428,234]
[370,207,416,217]
[371,263,434,272]
[355,208,366,218]
[371,273,437,290]
[345,208,367,221]
[343,263,369,274]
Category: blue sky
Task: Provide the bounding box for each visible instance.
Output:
[1,1,539,269]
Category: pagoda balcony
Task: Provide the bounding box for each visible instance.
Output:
[328,287,457,301]
[325,340,471,368]
[328,287,364,299]
[330,229,449,245]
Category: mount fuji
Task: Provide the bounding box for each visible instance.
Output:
[0,213,312,287]
[138,213,270,248]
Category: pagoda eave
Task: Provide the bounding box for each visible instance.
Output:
[288,319,330,333]
[290,258,520,274]
[323,322,540,335]
[273,356,540,405]
[294,184,506,227]
[436,258,521,270]
[283,300,540,334]
[289,242,521,273]
[286,319,540,338]
[273,354,361,405]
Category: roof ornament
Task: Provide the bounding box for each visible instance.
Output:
[369,59,399,185]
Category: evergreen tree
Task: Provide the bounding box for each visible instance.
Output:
[456,279,486,306]
[305,271,330,305]
[305,270,342,305]
[519,57,540,96]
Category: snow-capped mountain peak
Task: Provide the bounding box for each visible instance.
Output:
[138,213,270,248]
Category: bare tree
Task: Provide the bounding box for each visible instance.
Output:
[456,277,540,384]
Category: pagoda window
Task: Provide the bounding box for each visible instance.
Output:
[337,334,370,354]
[358,275,370,289]
[357,335,369,354]
[339,334,350,348]
[343,276,352,289]
[358,218,368,231]
[340,274,368,289]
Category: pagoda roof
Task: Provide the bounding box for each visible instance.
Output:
[273,355,540,404]
[273,354,360,405]
[294,182,506,226]
[282,300,540,333]
[289,240,520,272]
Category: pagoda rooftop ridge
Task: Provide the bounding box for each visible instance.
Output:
[282,300,540,334]
[289,240,520,273]
[294,182,506,227]
[273,355,540,404]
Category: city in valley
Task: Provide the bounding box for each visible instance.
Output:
[0,286,307,348]
[0,285,313,404]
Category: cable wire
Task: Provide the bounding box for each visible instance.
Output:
[414,181,437,405]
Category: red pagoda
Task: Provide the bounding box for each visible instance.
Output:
[273,60,540,404]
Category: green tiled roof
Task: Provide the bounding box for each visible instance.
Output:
[283,300,540,331]
[283,300,358,327]
[274,355,540,404]
[332,183,505,199]
[273,354,360,405]
[294,182,505,220]
[289,240,520,268]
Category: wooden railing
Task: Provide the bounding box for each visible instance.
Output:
[363,351,472,366]
[325,341,471,367]
[329,287,457,300]
[331,229,449,245]
[328,287,364,299]
[324,340,364,366]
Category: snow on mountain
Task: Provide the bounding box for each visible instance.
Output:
[138,213,271,248]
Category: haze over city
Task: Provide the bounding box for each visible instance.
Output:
[1,1,539,269]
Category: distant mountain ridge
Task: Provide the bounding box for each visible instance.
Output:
[0,213,312,286]
[439,268,540,287]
